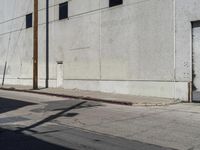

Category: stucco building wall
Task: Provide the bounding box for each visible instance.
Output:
[0,0,197,101]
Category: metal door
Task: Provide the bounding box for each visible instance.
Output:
[192,21,200,102]
[56,61,63,88]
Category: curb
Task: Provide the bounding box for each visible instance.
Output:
[0,87,133,106]
[0,87,181,106]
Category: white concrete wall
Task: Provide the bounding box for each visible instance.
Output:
[1,0,190,100]
[173,0,200,100]
[0,0,33,81]
[175,0,200,82]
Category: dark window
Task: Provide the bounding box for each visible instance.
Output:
[59,2,68,20]
[109,0,123,7]
[26,13,32,28]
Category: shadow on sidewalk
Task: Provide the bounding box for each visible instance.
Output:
[0,97,36,114]
[0,127,74,150]
[19,101,86,133]
[0,101,86,150]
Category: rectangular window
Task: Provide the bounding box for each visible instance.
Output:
[109,0,123,7]
[59,2,68,20]
[26,13,32,28]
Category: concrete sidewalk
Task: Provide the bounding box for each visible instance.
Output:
[0,85,180,106]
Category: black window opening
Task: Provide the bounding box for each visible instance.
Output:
[59,2,68,20]
[109,0,123,7]
[26,13,32,28]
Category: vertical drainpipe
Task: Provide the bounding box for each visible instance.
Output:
[173,0,177,101]
[2,62,7,86]
[46,0,49,88]
[189,23,193,103]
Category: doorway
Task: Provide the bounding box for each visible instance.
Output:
[192,21,200,102]
[56,61,63,88]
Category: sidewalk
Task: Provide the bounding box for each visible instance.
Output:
[0,85,180,106]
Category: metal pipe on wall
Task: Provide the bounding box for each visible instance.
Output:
[46,0,49,88]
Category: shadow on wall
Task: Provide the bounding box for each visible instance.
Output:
[0,97,36,114]
[0,127,74,150]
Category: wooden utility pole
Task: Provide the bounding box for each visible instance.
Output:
[33,0,38,89]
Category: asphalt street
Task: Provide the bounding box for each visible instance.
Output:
[0,90,176,150]
[0,124,176,150]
